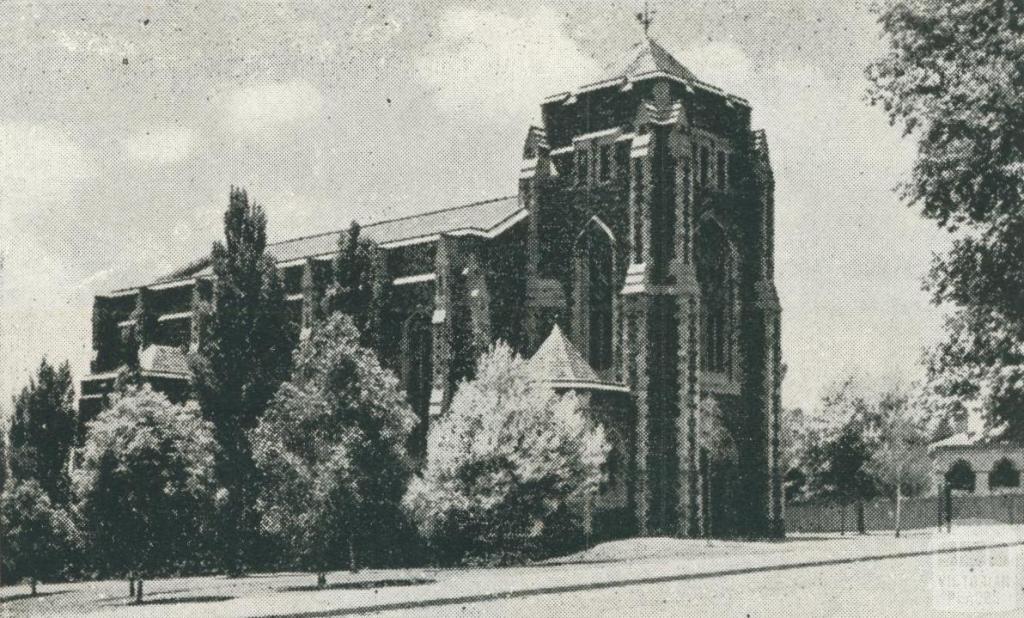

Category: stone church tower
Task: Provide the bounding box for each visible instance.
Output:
[519,36,783,538]
[81,35,782,539]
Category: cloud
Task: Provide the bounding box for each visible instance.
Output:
[225,80,324,133]
[0,123,97,224]
[120,125,192,164]
[0,124,100,408]
[417,6,600,123]
[53,28,136,58]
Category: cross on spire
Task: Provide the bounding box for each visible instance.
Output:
[636,1,656,36]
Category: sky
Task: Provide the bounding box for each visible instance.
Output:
[0,0,949,417]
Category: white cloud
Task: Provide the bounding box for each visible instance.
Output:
[121,125,192,164]
[0,123,97,224]
[53,28,136,58]
[0,124,99,408]
[417,6,600,124]
[226,80,324,133]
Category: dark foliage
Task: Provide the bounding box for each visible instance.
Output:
[0,480,79,589]
[253,314,418,582]
[76,388,218,589]
[188,187,294,573]
[867,0,1024,437]
[8,358,77,504]
[324,221,392,351]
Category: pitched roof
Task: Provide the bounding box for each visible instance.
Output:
[526,325,628,392]
[929,425,1018,451]
[138,345,189,376]
[546,36,748,107]
[597,37,699,85]
[149,195,524,287]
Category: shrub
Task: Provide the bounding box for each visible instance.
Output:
[404,342,610,565]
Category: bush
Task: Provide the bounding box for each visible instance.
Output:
[404,342,610,565]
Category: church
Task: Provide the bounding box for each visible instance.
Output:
[80,35,784,539]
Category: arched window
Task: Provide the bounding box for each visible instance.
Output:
[989,458,1020,489]
[946,459,976,492]
[573,219,616,373]
[696,220,734,374]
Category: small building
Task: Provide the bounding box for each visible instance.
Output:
[929,430,1024,495]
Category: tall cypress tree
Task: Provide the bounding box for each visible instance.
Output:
[189,187,293,573]
[324,220,389,349]
[7,358,77,504]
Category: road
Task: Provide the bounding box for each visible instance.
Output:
[394,544,1024,617]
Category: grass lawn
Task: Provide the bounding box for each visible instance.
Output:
[2,524,1021,617]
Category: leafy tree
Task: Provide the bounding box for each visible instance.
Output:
[404,342,610,565]
[75,387,218,603]
[189,187,294,573]
[791,378,887,533]
[0,480,78,596]
[252,314,417,586]
[323,221,392,350]
[867,1,1024,438]
[780,407,813,503]
[865,392,931,537]
[8,358,77,503]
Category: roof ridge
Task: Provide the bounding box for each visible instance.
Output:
[267,194,519,247]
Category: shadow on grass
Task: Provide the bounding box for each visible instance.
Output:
[278,578,435,593]
[100,595,234,608]
[0,590,70,604]
[136,595,235,606]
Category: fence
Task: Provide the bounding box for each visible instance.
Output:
[786,493,1024,534]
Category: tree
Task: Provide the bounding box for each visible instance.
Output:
[75,387,218,603]
[323,221,391,350]
[1,419,7,493]
[0,480,78,596]
[793,377,886,533]
[8,358,77,503]
[866,392,932,537]
[867,1,1024,438]
[252,314,417,586]
[189,187,294,573]
[403,342,610,565]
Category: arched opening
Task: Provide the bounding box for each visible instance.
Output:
[402,310,433,458]
[572,218,616,374]
[696,219,735,375]
[946,459,976,493]
[989,458,1020,490]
